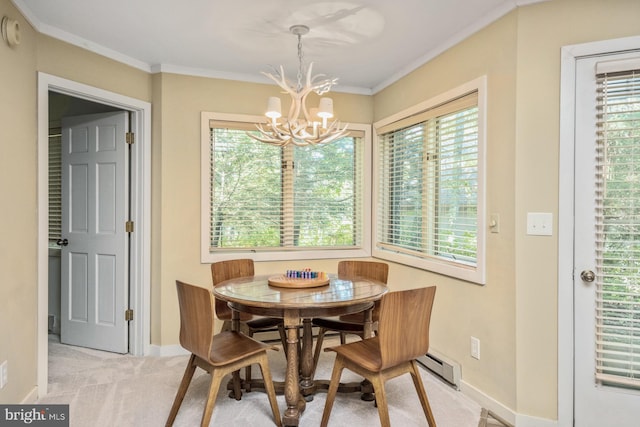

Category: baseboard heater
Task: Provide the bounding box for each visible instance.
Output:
[417,350,461,390]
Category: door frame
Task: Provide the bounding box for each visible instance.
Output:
[558,35,640,426]
[36,73,152,395]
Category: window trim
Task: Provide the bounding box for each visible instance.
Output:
[200,112,372,263]
[372,76,487,284]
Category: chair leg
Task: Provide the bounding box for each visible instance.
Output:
[410,360,437,426]
[312,327,327,376]
[339,332,347,345]
[320,355,345,427]
[258,356,283,427]
[278,324,287,352]
[231,369,242,400]
[220,321,244,398]
[165,354,198,427]
[200,370,224,427]
[245,331,254,392]
[370,374,390,427]
[220,320,232,332]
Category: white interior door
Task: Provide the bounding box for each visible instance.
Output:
[574,52,640,426]
[60,111,129,353]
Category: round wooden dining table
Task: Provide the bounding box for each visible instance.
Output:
[213,273,388,427]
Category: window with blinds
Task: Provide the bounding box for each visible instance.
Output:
[49,128,62,244]
[205,117,366,255]
[373,78,486,284]
[594,64,640,389]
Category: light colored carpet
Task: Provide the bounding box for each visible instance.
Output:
[38,335,497,426]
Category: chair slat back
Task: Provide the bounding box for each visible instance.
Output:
[175,280,215,361]
[377,286,436,370]
[211,259,255,285]
[338,260,389,284]
[338,260,389,321]
[211,259,254,319]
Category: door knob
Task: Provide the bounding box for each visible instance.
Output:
[580,270,595,283]
[56,238,69,247]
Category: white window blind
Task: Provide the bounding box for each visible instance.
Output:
[49,129,62,244]
[376,92,480,271]
[208,120,365,252]
[594,65,640,389]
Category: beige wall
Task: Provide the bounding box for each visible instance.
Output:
[374,0,640,421]
[2,0,640,423]
[0,0,154,403]
[36,36,151,102]
[0,0,38,404]
[513,0,640,420]
[153,73,373,345]
[374,11,519,410]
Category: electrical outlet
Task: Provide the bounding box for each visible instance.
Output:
[0,360,7,389]
[470,337,480,360]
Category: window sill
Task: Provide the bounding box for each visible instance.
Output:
[201,247,371,264]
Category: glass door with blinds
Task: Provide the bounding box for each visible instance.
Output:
[574,52,640,426]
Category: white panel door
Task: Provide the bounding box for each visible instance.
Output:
[574,52,640,426]
[60,112,129,353]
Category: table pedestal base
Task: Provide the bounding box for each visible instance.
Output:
[225,318,376,426]
[226,377,375,400]
[216,276,387,426]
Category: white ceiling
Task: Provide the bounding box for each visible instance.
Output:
[13,0,541,94]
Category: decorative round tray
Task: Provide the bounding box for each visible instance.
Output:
[268,275,330,289]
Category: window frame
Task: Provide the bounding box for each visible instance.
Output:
[372,76,487,284]
[200,112,372,263]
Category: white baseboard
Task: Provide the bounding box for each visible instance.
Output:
[514,414,558,427]
[21,387,38,404]
[460,380,516,425]
[148,344,189,357]
[460,380,558,427]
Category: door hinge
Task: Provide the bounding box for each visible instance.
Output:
[125,309,134,322]
[126,132,135,145]
[125,221,134,233]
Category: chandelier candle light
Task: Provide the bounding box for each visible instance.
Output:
[250,25,349,146]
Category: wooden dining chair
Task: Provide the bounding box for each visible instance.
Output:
[320,286,437,427]
[166,280,282,427]
[211,259,286,391]
[311,260,389,374]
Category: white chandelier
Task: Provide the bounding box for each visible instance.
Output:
[250,25,349,147]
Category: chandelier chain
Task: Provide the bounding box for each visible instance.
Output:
[296,33,304,93]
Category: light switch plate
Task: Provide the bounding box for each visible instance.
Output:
[489,213,500,233]
[470,337,480,360]
[527,212,553,236]
[0,360,7,389]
